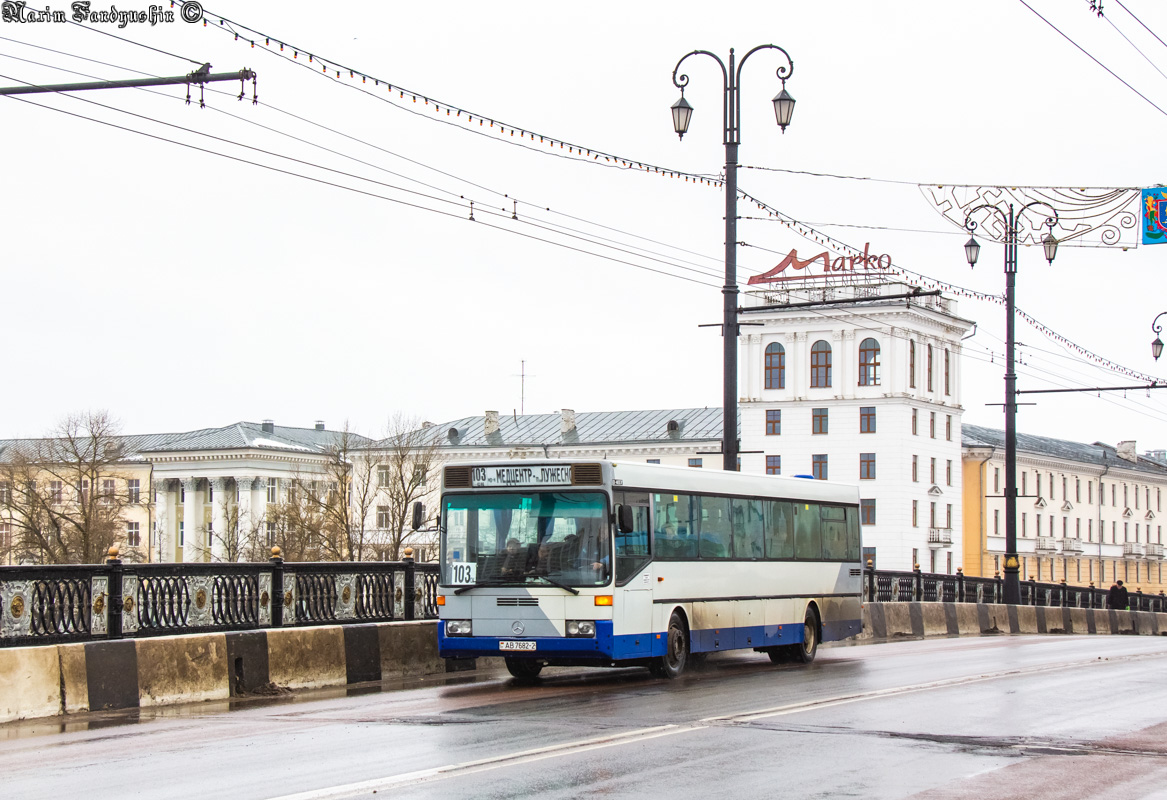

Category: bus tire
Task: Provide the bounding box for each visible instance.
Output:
[650,611,689,679]
[766,647,789,664]
[504,658,544,681]
[790,606,819,664]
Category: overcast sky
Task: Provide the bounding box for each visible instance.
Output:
[1,0,1165,448]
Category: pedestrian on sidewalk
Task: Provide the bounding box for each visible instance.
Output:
[1107,579,1129,610]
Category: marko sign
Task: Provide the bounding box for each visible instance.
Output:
[747,242,893,284]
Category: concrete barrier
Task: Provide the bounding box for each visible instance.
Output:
[861,602,1167,642]
[267,627,347,690]
[0,645,62,723]
[136,634,229,707]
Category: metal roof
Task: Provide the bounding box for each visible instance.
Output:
[962,424,1167,477]
[418,408,730,449]
[0,422,369,461]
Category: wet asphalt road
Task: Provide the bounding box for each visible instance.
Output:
[4,636,1167,799]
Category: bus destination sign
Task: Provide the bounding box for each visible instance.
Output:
[471,466,573,487]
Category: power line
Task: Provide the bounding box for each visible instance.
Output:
[66,18,203,66]
[739,164,1140,191]
[1115,0,1167,53]
[1019,0,1167,118]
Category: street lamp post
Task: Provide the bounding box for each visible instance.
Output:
[1151,312,1166,361]
[670,45,795,472]
[963,202,1059,605]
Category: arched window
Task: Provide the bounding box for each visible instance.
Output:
[927,344,934,391]
[811,340,832,388]
[858,338,880,386]
[764,343,785,389]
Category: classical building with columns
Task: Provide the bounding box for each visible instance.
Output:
[143,420,367,563]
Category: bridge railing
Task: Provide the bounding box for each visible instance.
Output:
[0,548,439,648]
[863,564,1167,612]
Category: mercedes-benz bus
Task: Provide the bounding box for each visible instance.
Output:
[436,460,862,679]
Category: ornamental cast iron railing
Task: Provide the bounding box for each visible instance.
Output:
[0,549,439,648]
[864,565,1167,613]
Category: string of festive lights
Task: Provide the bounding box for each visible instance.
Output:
[739,189,1165,385]
[186,3,727,191]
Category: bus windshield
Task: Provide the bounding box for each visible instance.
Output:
[442,491,610,588]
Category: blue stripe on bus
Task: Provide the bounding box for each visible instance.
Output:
[439,618,862,662]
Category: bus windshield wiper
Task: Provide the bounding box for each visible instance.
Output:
[454,580,509,595]
[535,576,580,595]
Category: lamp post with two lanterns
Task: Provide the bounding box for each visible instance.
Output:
[963,203,1059,605]
[669,45,796,472]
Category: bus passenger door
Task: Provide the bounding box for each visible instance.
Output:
[614,491,652,658]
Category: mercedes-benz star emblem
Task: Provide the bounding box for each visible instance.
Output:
[511,620,526,636]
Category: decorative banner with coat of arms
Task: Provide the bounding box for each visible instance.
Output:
[1143,187,1167,245]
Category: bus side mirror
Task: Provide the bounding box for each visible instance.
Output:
[411,501,424,531]
[616,504,634,534]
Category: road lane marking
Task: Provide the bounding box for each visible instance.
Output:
[268,649,1167,799]
[266,724,700,800]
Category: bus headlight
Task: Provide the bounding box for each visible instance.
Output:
[566,620,596,638]
[446,620,472,636]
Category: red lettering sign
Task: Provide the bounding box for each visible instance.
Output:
[748,243,892,284]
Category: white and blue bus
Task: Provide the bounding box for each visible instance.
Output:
[436,460,862,679]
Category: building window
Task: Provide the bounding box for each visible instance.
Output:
[946,460,952,486]
[994,468,1000,493]
[126,521,140,547]
[766,455,781,475]
[377,505,391,528]
[912,548,919,569]
[267,478,278,503]
[944,348,951,395]
[1075,478,1081,502]
[860,453,876,480]
[766,409,781,435]
[860,499,876,525]
[912,500,919,527]
[206,482,213,504]
[860,406,876,433]
[1036,473,1042,498]
[929,412,936,438]
[946,504,952,528]
[812,455,828,480]
[858,338,881,386]
[1089,482,1093,504]
[945,415,952,441]
[930,458,937,484]
[0,481,8,505]
[810,340,832,387]
[179,521,184,547]
[1088,519,1093,541]
[1022,513,1027,537]
[912,455,919,482]
[378,466,391,488]
[927,344,934,391]
[688,458,703,469]
[765,342,786,389]
[812,408,829,434]
[50,481,63,504]
[994,509,1000,535]
[0,521,9,550]
[912,409,918,435]
[1022,472,1027,496]
[909,340,916,388]
[127,479,140,504]
[930,502,937,528]
[646,459,660,464]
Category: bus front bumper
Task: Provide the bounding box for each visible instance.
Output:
[439,620,616,661]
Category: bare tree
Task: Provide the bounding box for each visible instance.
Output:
[206,496,266,562]
[0,411,148,564]
[374,414,443,561]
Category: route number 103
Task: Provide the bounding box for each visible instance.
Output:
[450,562,477,585]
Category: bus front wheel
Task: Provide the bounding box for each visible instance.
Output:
[505,658,544,681]
[790,606,819,664]
[650,611,689,679]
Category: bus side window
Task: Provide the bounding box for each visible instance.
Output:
[765,500,794,559]
[794,503,822,560]
[615,491,651,583]
[846,506,862,561]
[821,505,848,560]
[732,498,764,559]
[698,496,732,558]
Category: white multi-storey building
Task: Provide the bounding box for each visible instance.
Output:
[738,281,974,571]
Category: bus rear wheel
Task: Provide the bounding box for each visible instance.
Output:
[649,611,689,679]
[789,606,819,664]
[504,658,544,681]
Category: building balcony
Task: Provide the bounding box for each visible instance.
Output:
[1123,542,1146,559]
[1035,536,1057,554]
[927,528,952,547]
[1145,542,1164,559]
[1060,538,1083,555]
